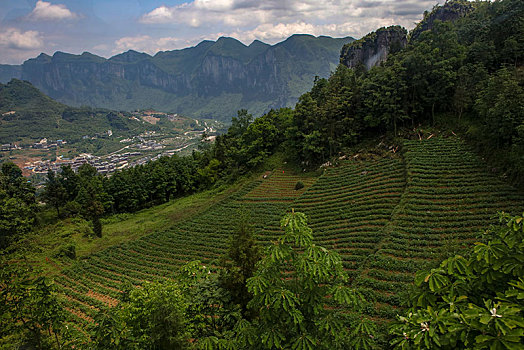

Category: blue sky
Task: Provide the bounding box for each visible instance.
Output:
[0,0,445,64]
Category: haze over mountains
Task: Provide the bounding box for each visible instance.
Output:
[0,35,354,121]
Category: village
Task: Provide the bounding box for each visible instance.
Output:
[23,137,197,176]
[1,110,223,178]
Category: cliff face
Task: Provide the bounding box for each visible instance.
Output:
[0,64,22,83]
[0,35,354,120]
[340,26,407,70]
[410,0,474,41]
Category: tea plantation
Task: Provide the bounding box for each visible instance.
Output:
[54,137,524,326]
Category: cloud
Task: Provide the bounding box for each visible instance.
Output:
[113,35,198,55]
[28,0,78,21]
[0,28,43,50]
[139,5,175,23]
[139,0,446,40]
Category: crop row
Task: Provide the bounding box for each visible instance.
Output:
[57,179,296,319]
[353,137,524,314]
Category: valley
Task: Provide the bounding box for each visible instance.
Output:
[1,0,523,348]
[0,81,224,180]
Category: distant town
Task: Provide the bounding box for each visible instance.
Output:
[1,110,223,178]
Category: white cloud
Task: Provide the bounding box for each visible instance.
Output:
[194,0,236,11]
[0,28,43,50]
[28,0,78,21]
[140,5,175,23]
[113,35,198,55]
[139,0,446,40]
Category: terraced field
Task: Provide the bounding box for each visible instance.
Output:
[293,157,405,278]
[55,170,314,324]
[352,138,524,319]
[55,137,524,327]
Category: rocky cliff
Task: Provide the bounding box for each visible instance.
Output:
[339,26,407,70]
[410,0,474,41]
[0,64,22,83]
[0,35,353,120]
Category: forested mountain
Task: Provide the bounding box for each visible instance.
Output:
[0,35,354,120]
[0,79,150,143]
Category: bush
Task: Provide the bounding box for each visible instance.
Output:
[54,244,76,259]
[294,181,305,190]
[391,212,524,349]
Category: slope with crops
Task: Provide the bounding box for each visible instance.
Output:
[53,169,317,324]
[53,136,524,329]
[352,137,524,321]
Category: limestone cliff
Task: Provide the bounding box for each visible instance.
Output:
[410,0,474,41]
[0,35,354,120]
[340,26,407,70]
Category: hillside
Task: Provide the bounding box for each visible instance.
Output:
[1,0,523,347]
[46,137,523,336]
[0,35,354,120]
[0,79,149,144]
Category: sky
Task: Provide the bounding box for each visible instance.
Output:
[0,0,446,65]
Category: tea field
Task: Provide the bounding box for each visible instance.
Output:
[54,137,524,326]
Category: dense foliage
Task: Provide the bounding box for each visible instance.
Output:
[0,260,70,349]
[239,211,368,349]
[0,162,36,249]
[91,280,190,349]
[41,153,205,227]
[288,0,524,185]
[391,212,524,349]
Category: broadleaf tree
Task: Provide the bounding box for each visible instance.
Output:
[391,212,524,349]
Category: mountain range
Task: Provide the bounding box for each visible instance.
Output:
[0,35,354,121]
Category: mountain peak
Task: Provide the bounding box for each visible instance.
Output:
[248,39,269,47]
[216,36,244,44]
[109,50,151,63]
[37,53,51,59]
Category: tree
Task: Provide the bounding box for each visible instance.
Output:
[229,109,253,138]
[179,262,242,345]
[362,61,408,134]
[391,212,524,349]
[90,310,135,350]
[475,67,524,149]
[57,165,78,202]
[76,164,105,237]
[42,170,68,217]
[0,162,36,249]
[238,210,371,349]
[91,280,190,349]
[219,212,261,317]
[0,259,70,349]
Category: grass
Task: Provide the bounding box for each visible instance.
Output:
[50,167,320,322]
[10,182,245,275]
[77,186,240,258]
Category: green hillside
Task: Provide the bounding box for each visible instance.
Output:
[0,79,150,144]
[48,137,523,334]
[1,0,523,348]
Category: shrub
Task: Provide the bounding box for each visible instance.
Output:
[54,244,76,259]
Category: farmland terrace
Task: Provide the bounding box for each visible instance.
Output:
[54,136,524,327]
